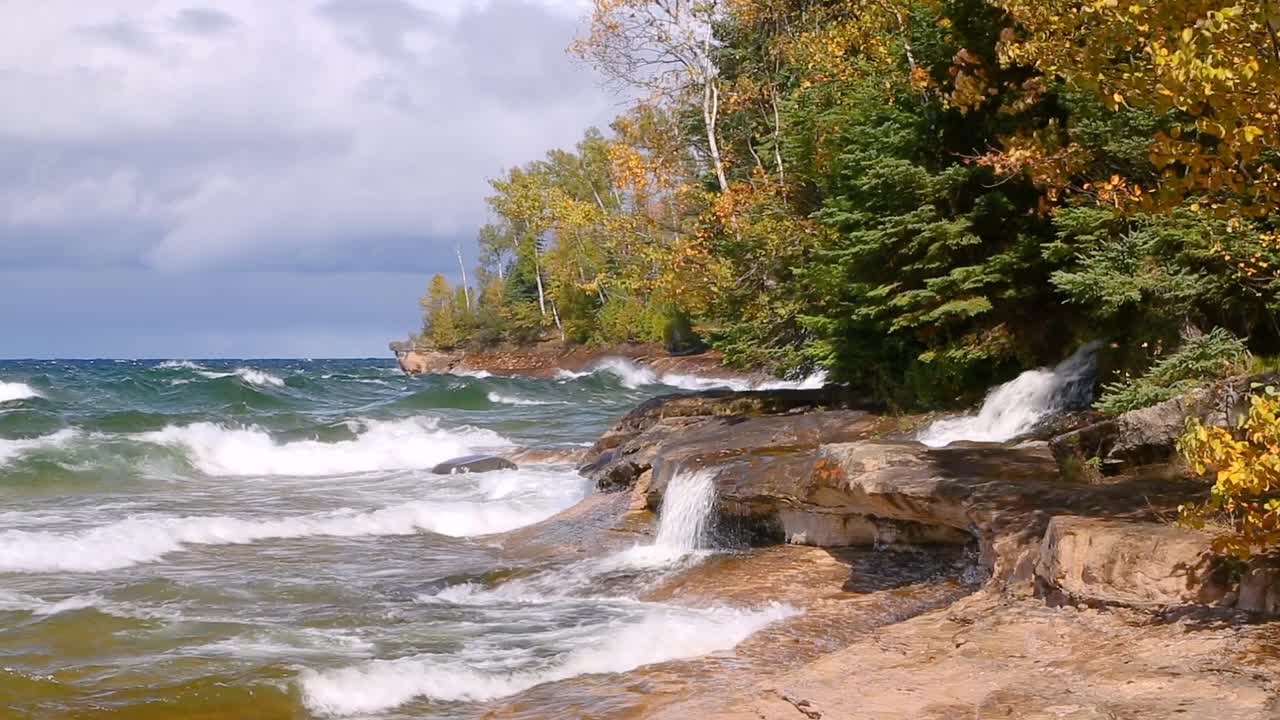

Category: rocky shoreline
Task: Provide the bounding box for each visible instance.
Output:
[491,377,1280,719]
[389,341,772,382]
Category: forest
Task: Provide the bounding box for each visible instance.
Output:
[413,0,1280,410]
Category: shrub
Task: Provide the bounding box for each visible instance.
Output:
[1095,327,1251,414]
[1178,388,1280,559]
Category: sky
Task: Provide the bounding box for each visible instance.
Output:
[0,0,616,358]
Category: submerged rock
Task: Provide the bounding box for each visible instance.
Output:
[432,454,517,475]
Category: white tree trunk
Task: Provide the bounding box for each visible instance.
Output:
[703,80,729,192]
[455,245,471,309]
[532,243,548,317]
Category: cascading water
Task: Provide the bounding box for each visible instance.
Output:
[918,341,1101,447]
[653,468,718,551]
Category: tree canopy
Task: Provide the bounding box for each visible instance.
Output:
[413,0,1280,409]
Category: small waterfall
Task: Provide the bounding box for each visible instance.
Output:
[653,469,717,551]
[918,342,1100,447]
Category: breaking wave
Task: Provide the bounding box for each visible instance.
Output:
[196,367,285,387]
[487,392,561,406]
[555,358,827,392]
[299,602,795,715]
[0,381,40,403]
[0,429,80,467]
[154,360,207,371]
[141,417,509,477]
[0,498,574,573]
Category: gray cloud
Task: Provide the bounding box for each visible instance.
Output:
[0,0,612,274]
[78,18,156,54]
[173,8,240,36]
[0,0,609,356]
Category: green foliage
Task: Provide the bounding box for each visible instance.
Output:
[1096,328,1252,414]
[399,0,1280,409]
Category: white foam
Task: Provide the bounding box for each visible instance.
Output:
[0,495,577,573]
[196,367,285,387]
[0,429,79,467]
[449,369,493,378]
[155,360,207,370]
[486,392,560,406]
[299,602,795,715]
[141,417,509,477]
[556,358,827,392]
[919,342,1100,447]
[0,590,104,616]
[653,469,717,551]
[0,381,40,403]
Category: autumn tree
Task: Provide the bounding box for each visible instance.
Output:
[420,273,460,350]
[575,0,731,191]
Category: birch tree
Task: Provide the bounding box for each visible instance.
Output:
[574,0,731,192]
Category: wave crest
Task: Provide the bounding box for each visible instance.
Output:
[0,495,575,573]
[0,429,79,467]
[555,358,827,392]
[0,381,40,403]
[299,602,795,715]
[142,417,509,477]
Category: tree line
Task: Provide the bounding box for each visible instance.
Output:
[413,0,1280,409]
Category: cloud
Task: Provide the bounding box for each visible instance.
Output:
[172,8,240,36]
[0,0,613,274]
[78,18,157,54]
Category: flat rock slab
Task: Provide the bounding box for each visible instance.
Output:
[432,454,517,475]
[652,594,1280,720]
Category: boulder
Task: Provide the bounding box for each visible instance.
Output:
[1050,371,1280,477]
[1035,515,1227,609]
[432,454,517,475]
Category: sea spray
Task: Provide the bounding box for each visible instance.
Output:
[918,342,1101,447]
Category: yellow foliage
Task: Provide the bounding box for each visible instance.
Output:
[1179,389,1280,558]
[995,0,1280,220]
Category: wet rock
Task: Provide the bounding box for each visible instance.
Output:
[1050,371,1280,476]
[1036,516,1227,609]
[432,454,517,475]
[580,387,882,491]
[388,343,458,376]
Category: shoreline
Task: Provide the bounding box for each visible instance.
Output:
[390,341,772,382]
[484,380,1280,719]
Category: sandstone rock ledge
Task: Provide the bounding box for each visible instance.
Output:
[567,388,1280,719]
[579,388,1250,609]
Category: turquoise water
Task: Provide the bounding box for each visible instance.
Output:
[0,358,807,719]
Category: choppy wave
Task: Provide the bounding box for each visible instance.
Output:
[0,429,80,467]
[195,367,285,387]
[0,381,40,403]
[0,498,576,573]
[141,417,509,477]
[299,602,795,715]
[0,589,107,616]
[154,360,207,371]
[487,392,561,406]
